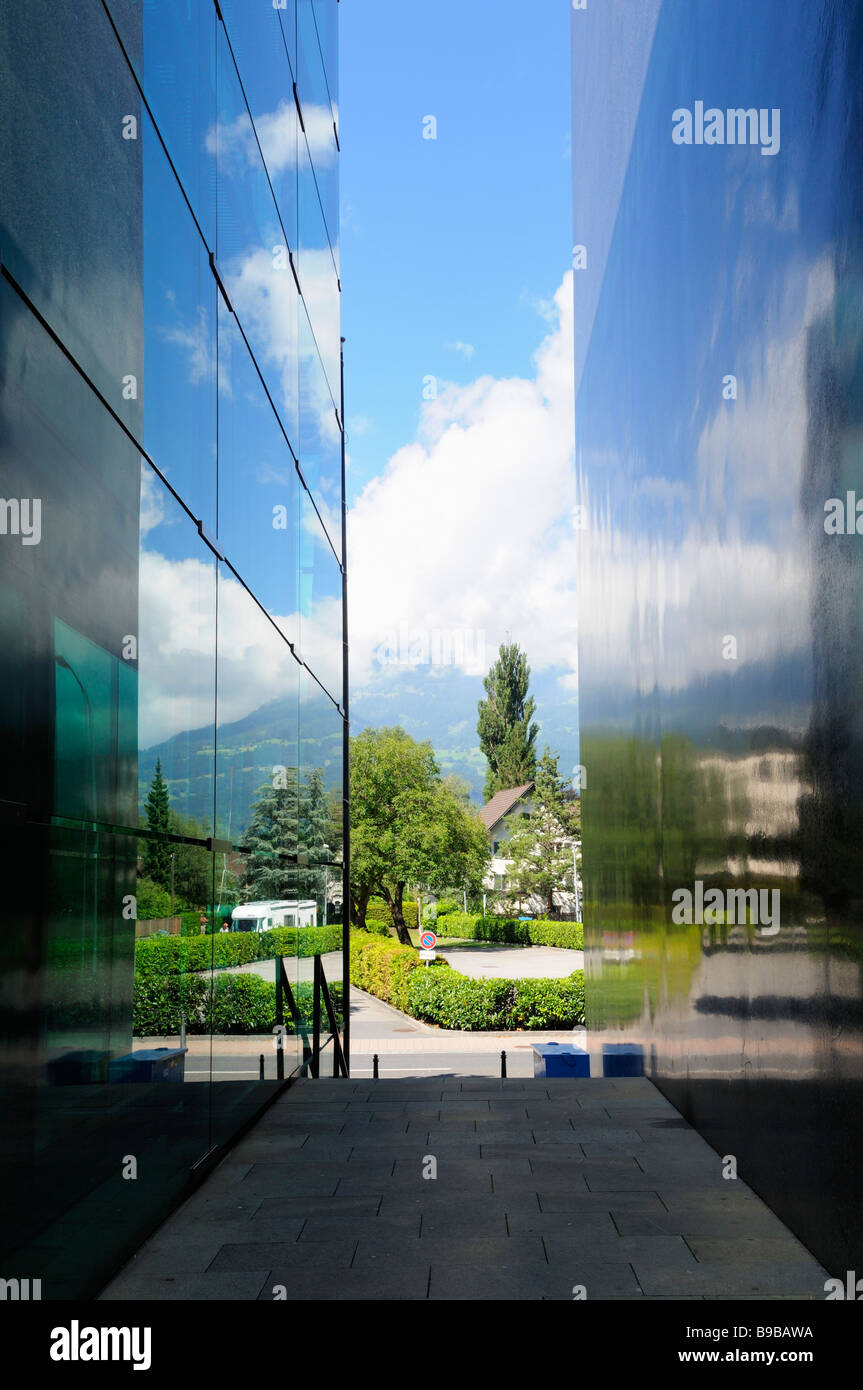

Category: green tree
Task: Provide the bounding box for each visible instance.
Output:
[239,772,300,902]
[477,642,538,799]
[239,767,334,906]
[350,727,489,945]
[170,813,214,909]
[143,758,172,887]
[503,748,580,916]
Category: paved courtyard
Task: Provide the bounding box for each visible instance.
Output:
[437,943,583,978]
[100,1075,829,1301]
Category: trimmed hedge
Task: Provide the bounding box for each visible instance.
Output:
[350,932,585,1030]
[133,969,343,1036]
[365,897,419,931]
[134,924,342,976]
[349,933,448,1011]
[435,913,584,950]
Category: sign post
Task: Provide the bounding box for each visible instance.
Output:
[419,929,437,965]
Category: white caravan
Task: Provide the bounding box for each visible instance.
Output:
[230,900,317,932]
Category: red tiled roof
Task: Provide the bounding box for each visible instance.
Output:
[479,781,534,831]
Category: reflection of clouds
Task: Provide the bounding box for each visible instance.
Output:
[576,256,836,697]
[222,244,340,459]
[205,100,335,174]
[160,303,216,385]
[138,544,341,747]
[348,272,577,687]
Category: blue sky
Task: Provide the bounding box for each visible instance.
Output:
[340,0,573,501]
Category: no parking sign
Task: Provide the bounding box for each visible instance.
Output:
[419,929,437,961]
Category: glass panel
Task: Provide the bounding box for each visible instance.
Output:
[142,110,218,531]
[104,0,218,247]
[138,465,217,836]
[217,292,300,634]
[0,278,213,1297]
[299,492,343,706]
[213,568,304,1116]
[298,667,344,1061]
[297,0,331,127]
[0,0,143,441]
[312,0,339,132]
[219,0,299,254]
[215,21,300,455]
[299,307,343,548]
[299,138,341,381]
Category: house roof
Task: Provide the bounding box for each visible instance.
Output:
[479,781,534,831]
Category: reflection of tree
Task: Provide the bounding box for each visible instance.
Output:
[239,767,332,902]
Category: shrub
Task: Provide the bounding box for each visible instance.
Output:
[365,897,419,931]
[133,965,343,1036]
[405,968,585,1031]
[135,876,175,921]
[434,899,460,917]
[349,931,585,1030]
[133,924,342,977]
[350,933,448,1011]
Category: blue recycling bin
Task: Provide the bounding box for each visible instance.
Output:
[602,1043,644,1077]
[108,1047,188,1083]
[532,1043,590,1077]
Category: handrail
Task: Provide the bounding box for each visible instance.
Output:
[273,952,348,1080]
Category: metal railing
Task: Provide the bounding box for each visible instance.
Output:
[273,953,348,1080]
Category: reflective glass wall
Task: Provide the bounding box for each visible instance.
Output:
[573,0,863,1276]
[0,0,345,1298]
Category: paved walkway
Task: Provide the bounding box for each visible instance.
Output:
[100,1075,828,1301]
[437,944,583,978]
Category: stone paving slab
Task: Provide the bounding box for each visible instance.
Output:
[100,1075,830,1302]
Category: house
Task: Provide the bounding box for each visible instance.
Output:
[478,781,581,917]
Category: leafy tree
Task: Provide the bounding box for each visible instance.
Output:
[477,642,538,799]
[170,813,214,909]
[143,758,172,886]
[503,748,580,916]
[135,876,173,921]
[350,727,489,945]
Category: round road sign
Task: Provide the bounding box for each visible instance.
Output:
[420,930,437,950]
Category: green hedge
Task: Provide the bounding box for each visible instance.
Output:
[134,924,342,976]
[435,913,584,950]
[349,933,447,1011]
[133,969,343,1036]
[405,970,584,1030]
[350,932,585,1030]
[365,897,419,931]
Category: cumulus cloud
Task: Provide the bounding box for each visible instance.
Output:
[347,272,578,687]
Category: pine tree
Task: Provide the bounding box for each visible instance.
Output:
[477,642,538,799]
[143,758,172,887]
[239,772,300,901]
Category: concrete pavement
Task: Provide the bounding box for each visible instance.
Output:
[100,1074,829,1301]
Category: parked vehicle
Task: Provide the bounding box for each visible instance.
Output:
[230,900,317,932]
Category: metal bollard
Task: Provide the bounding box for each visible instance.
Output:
[500,1050,507,1078]
[372,1053,379,1078]
[259,1054,265,1081]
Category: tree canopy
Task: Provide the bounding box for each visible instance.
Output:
[350,726,489,944]
[477,642,538,800]
[503,748,580,916]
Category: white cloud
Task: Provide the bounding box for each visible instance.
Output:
[347,272,578,686]
[205,100,336,175]
[444,341,475,359]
